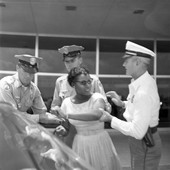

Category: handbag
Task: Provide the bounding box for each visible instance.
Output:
[143,127,155,147]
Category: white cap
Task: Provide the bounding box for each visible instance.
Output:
[123,41,156,59]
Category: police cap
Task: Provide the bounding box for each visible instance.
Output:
[58,45,84,59]
[15,54,42,74]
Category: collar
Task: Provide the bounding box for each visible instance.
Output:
[129,71,149,91]
[13,73,22,88]
[13,73,32,89]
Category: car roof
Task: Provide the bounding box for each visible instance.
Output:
[0,102,95,170]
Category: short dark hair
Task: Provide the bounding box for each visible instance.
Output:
[68,66,89,87]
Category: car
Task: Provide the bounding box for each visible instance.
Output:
[0,102,95,170]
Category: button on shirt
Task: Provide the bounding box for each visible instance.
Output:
[110,71,160,139]
[0,73,47,114]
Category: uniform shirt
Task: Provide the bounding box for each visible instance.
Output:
[51,74,107,109]
[110,71,160,139]
[0,73,47,115]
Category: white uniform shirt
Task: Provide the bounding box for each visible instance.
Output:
[111,71,160,139]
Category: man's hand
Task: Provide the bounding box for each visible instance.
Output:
[50,106,60,116]
[51,106,66,119]
[53,107,67,119]
[99,108,113,123]
[39,112,62,124]
[106,91,124,107]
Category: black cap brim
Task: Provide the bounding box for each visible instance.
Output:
[20,64,38,74]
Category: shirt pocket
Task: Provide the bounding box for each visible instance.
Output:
[23,91,34,107]
[59,89,70,99]
[24,98,33,107]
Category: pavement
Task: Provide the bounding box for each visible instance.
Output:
[107,128,170,170]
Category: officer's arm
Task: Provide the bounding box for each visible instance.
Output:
[0,83,18,109]
[31,87,47,115]
[51,79,62,110]
[92,77,106,97]
[29,88,58,124]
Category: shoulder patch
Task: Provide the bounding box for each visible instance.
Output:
[6,76,15,83]
[0,76,13,91]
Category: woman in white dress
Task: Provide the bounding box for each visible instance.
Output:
[56,66,122,170]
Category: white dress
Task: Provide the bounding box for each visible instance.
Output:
[61,93,122,170]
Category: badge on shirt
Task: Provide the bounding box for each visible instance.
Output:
[4,84,10,91]
[131,95,135,103]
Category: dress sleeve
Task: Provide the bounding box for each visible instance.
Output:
[31,86,47,115]
[91,93,105,110]
[91,76,112,112]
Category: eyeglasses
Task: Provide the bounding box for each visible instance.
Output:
[75,78,93,86]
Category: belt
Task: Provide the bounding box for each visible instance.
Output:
[150,126,157,134]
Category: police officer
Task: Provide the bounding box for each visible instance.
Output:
[100,41,162,170]
[0,54,67,128]
[51,45,110,109]
[50,45,111,147]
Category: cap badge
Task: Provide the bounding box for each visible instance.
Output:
[30,58,36,65]
[63,47,69,54]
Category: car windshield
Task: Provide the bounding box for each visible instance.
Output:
[0,102,95,170]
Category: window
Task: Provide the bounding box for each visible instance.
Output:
[0,34,35,71]
[99,39,154,75]
[39,36,96,73]
[157,78,170,124]
[157,41,170,75]
[100,77,130,99]
[38,75,59,100]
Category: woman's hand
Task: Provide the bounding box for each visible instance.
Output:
[51,106,67,119]
[105,102,112,113]
[39,112,61,124]
[53,107,67,119]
